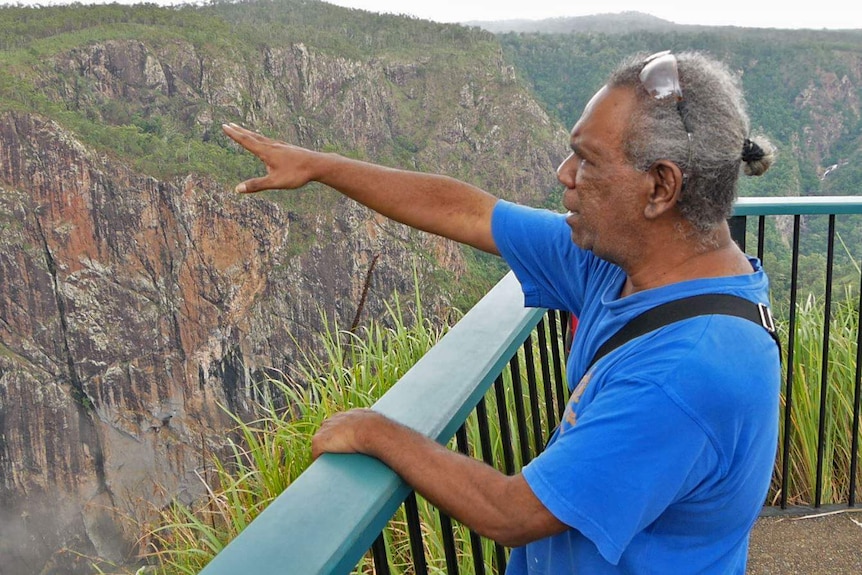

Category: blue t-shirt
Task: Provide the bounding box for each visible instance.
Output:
[492,201,780,575]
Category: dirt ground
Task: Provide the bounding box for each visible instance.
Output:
[747,509,862,574]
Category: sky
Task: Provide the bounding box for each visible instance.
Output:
[2,0,861,30]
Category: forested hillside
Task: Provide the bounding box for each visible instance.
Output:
[498,28,862,198]
[494,25,862,299]
[0,1,520,190]
[3,2,860,201]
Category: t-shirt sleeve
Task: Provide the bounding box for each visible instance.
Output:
[521,377,719,565]
[491,200,591,313]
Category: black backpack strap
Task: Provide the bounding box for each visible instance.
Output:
[586,293,780,372]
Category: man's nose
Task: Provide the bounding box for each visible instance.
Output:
[557,153,575,187]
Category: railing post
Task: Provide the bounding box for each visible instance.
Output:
[728,215,747,251]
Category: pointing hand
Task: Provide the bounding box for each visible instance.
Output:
[222,123,320,194]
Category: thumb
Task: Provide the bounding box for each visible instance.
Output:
[235,176,273,194]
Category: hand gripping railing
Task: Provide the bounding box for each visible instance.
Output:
[199,272,547,575]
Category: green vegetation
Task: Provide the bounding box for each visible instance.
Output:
[0,2,516,299]
[143,289,564,574]
[497,29,862,199]
[141,287,862,573]
[4,1,862,300]
[0,0,499,185]
[6,1,861,201]
[203,0,498,61]
[451,247,511,312]
[4,2,862,570]
[0,7,259,184]
[770,292,862,507]
[146,289,451,573]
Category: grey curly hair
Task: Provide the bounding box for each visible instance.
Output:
[607,51,776,233]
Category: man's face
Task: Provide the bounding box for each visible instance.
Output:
[557,85,651,265]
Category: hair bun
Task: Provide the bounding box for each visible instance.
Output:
[741,138,765,163]
[741,136,775,176]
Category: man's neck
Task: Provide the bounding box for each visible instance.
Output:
[619,225,753,298]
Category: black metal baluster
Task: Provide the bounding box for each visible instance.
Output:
[494,375,516,475]
[536,317,558,431]
[508,354,533,466]
[850,262,862,508]
[404,492,429,575]
[476,398,495,467]
[455,423,472,458]
[549,310,567,419]
[459,419,487,575]
[476,396,508,572]
[729,215,747,251]
[438,511,460,575]
[493,542,508,575]
[814,215,836,508]
[523,335,545,456]
[371,532,391,575]
[780,215,802,510]
[757,215,766,263]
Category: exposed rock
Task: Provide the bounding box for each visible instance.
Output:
[0,108,463,574]
[795,57,862,172]
[0,33,564,574]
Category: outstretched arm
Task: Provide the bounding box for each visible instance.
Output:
[311,409,567,547]
[222,124,500,254]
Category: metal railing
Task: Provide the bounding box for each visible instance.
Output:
[199,273,569,574]
[731,196,862,512]
[200,196,862,574]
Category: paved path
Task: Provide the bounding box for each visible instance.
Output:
[748,510,862,574]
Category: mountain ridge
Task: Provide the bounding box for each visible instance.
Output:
[465,10,691,34]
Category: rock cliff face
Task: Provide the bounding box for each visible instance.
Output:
[795,60,862,177]
[0,33,565,574]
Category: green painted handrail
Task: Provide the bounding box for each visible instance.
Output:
[200,195,862,575]
[733,196,862,216]
[199,272,545,575]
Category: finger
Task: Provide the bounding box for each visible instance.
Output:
[233,123,275,144]
[235,176,276,194]
[222,122,256,138]
[221,122,248,143]
[311,426,343,460]
[222,123,270,151]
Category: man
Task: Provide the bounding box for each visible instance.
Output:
[222,50,780,574]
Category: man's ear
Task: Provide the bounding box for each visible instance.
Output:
[644,160,683,219]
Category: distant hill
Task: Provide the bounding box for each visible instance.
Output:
[465,11,689,34]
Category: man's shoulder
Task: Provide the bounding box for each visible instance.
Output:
[592,311,779,411]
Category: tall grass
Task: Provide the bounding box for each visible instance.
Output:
[144,293,565,574]
[145,290,449,574]
[145,284,862,573]
[770,290,862,507]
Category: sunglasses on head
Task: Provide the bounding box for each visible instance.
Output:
[638,50,694,177]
